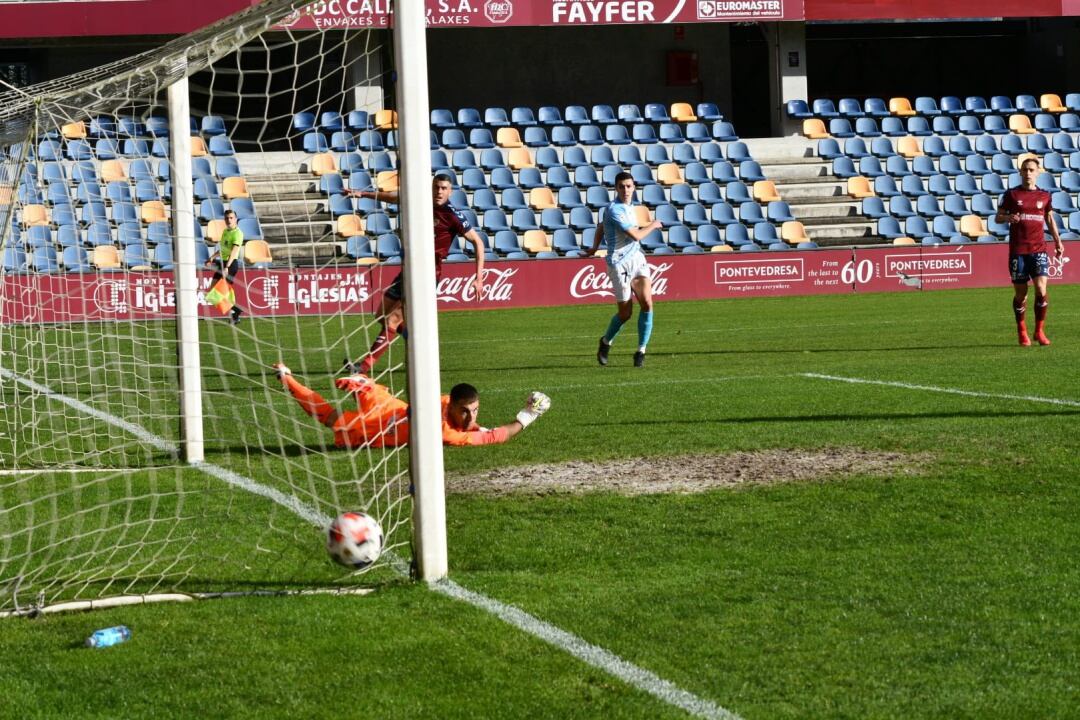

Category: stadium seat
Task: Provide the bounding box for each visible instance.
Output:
[847,176,873,198]
[590,105,616,125]
[917,194,944,218]
[873,176,899,197]
[602,125,629,145]
[585,186,610,210]
[889,195,915,218]
[1016,94,1039,113]
[766,200,795,223]
[855,117,881,137]
[646,145,672,167]
[712,121,738,142]
[753,180,780,203]
[970,193,996,217]
[1027,134,1050,155]
[940,96,964,116]
[932,116,959,136]
[538,106,564,125]
[802,119,828,139]
[889,97,916,117]
[780,221,809,245]
[786,100,812,119]
[577,125,603,146]
[974,135,1000,157]
[943,193,969,217]
[1034,113,1060,133]
[965,96,990,115]
[958,115,982,136]
[892,236,916,246]
[518,167,543,189]
[907,117,931,136]
[858,156,885,178]
[817,138,842,160]
[657,163,685,186]
[981,115,1007,135]
[915,97,942,116]
[706,161,733,184]
[725,181,752,204]
[877,117,903,137]
[835,98,862,118]
[756,224,780,244]
[861,196,887,218]
[897,137,923,159]
[564,105,589,125]
[659,123,685,143]
[1009,114,1035,134]
[709,202,737,226]
[828,118,854,138]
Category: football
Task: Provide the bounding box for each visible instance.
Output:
[326,511,384,569]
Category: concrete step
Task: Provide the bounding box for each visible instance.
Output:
[810,234,891,249]
[267,241,341,265]
[790,201,861,220]
[760,162,830,181]
[773,181,847,199]
[261,221,334,244]
[804,222,875,241]
[742,137,817,161]
[800,214,869,227]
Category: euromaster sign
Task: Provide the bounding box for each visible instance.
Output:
[276,0,802,30]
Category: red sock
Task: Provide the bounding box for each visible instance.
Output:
[282,375,336,427]
[1034,294,1048,324]
[363,325,397,370]
[1013,298,1027,325]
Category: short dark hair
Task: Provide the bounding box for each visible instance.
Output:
[449,383,479,404]
[224,209,237,218]
[1020,157,1040,171]
[432,173,454,186]
[614,171,634,185]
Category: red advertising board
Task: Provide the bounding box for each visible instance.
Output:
[2,245,1075,325]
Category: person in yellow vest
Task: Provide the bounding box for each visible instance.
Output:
[205,209,245,325]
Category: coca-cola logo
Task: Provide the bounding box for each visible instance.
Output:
[438,268,517,303]
[484,0,513,23]
[569,262,672,298]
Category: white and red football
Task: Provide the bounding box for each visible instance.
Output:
[326,511,384,569]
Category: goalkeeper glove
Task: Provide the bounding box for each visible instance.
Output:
[516,391,551,429]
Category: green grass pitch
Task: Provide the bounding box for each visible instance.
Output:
[3,285,1080,719]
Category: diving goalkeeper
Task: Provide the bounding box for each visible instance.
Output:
[272,363,550,448]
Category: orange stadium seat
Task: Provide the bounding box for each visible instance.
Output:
[374,110,398,129]
[1041,93,1066,112]
[657,163,685,186]
[310,152,337,176]
[100,160,127,183]
[892,237,916,245]
[140,201,167,225]
[960,214,988,238]
[781,220,810,244]
[802,119,828,139]
[522,229,552,254]
[529,187,557,210]
[190,136,208,157]
[897,137,923,158]
[847,176,874,198]
[337,215,364,238]
[61,121,87,140]
[1016,152,1039,168]
[243,239,274,266]
[633,205,652,227]
[1009,114,1035,134]
[376,170,399,193]
[753,180,781,203]
[92,246,121,270]
[710,244,733,252]
[21,204,49,228]
[889,97,916,116]
[205,219,226,243]
[670,102,697,122]
[508,147,534,170]
[222,177,249,199]
[496,128,523,148]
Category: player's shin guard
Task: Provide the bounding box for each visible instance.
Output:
[1034,294,1050,345]
[282,376,337,427]
[603,314,626,344]
[637,310,653,352]
[361,325,397,372]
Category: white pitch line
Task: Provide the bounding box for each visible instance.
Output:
[1,367,737,720]
[800,373,1080,408]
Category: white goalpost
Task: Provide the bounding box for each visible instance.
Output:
[0,0,447,617]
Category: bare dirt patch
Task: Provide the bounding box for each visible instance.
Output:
[447,448,924,497]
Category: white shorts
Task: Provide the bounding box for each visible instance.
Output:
[607,250,650,303]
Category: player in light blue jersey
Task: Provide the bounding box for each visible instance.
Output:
[586,171,662,367]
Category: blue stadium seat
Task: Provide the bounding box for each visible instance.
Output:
[837,98,864,118]
[957,115,982,136]
[430,108,455,129]
[520,126,549,148]
[881,117,905,137]
[1026,134,1050,155]
[712,122,738,142]
[983,115,1008,135]
[863,97,889,118]
[767,201,795,223]
[345,110,369,131]
[965,96,990,115]
[817,138,842,159]
[374,233,402,259]
[940,96,964,116]
[685,123,710,143]
[855,117,881,137]
[912,156,936,177]
[641,183,667,207]
[57,224,82,248]
[756,223,781,244]
[451,149,478,171]
[1061,171,1080,193]
[117,222,144,247]
[832,157,857,179]
[320,112,344,131]
[511,107,537,126]
[786,100,812,119]
[485,107,510,127]
[459,167,486,191]
[511,208,539,232]
[938,154,963,176]
[469,128,495,149]
[630,164,654,186]
[358,130,385,151]
[862,197,887,219]
[538,106,564,125]
[62,245,92,272]
[590,105,616,125]
[480,148,508,171]
[906,117,931,136]
[31,245,59,273]
[1053,134,1077,154]
[970,193,996,216]
[1062,113,1080,132]
[564,105,589,125]
[616,104,642,123]
[577,125,603,146]
[870,137,895,159]
[724,223,751,246]
[441,129,467,149]
[67,140,93,161]
[696,103,722,122]
[905,216,931,239]
[500,187,527,211]
[238,218,263,241]
[492,230,520,255]
[738,201,764,225]
[201,116,226,136]
[858,156,885,178]
[606,125,632,145]
[943,193,969,217]
[653,204,679,229]
[927,174,952,196]
[889,195,915,218]
[669,183,696,207]
[645,145,671,166]
[302,133,328,153]
[726,142,751,164]
[659,124,685,143]
[991,96,1017,114]
[932,215,960,240]
[932,116,959,136]
[726,181,752,204]
[1044,152,1067,173]
[974,135,1000,157]
[709,202,737,226]
[518,167,544,189]
[695,224,723,248]
[873,176,900,197]
[844,137,870,158]
[682,203,708,227]
[547,166,572,189]
[917,194,944,217]
[1034,114,1060,134]
[812,99,838,118]
[553,228,581,254]
[828,118,854,138]
[738,160,766,182]
[585,186,610,210]
[915,97,941,116]
[901,175,927,197]
[948,136,974,157]
[293,112,316,133]
[456,108,482,128]
[568,206,594,232]
[682,161,709,185]
[85,222,112,246]
[574,165,600,189]
[95,139,119,160]
[964,155,989,176]
[644,103,670,123]
[1016,95,1038,113]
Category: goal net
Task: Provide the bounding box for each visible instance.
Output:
[0,0,423,615]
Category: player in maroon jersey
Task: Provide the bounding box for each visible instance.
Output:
[345,174,486,373]
[995,157,1065,346]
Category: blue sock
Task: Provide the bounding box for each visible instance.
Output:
[637,311,653,352]
[603,314,625,345]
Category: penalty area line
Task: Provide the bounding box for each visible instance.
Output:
[800,373,1080,408]
[1,367,740,720]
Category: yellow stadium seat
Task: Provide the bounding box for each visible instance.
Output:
[753,180,781,203]
[710,244,733,252]
[522,230,552,254]
[337,215,364,238]
[140,201,167,225]
[374,109,398,129]
[781,220,809,244]
[190,136,208,157]
[1016,152,1039,169]
[61,121,87,140]
[376,170,399,193]
[0,187,12,206]
[92,246,121,270]
[21,204,49,228]
[592,248,607,258]
[892,237,916,245]
[657,163,685,186]
[508,147,534,170]
[889,97,915,116]
[670,102,697,122]
[310,152,337,176]
[355,256,380,266]
[1009,114,1035,134]
[243,239,274,265]
[897,136,923,158]
[205,219,226,243]
[847,176,874,198]
[960,214,988,238]
[222,177,249,199]
[802,118,828,139]
[1041,93,1066,112]
[529,187,557,210]
[633,205,652,227]
[496,128,523,148]
[100,160,127,183]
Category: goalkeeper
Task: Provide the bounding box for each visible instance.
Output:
[272,363,550,448]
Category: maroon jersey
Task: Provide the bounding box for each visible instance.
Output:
[432,202,471,274]
[999,187,1052,254]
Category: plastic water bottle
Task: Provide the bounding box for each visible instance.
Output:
[85,625,131,648]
